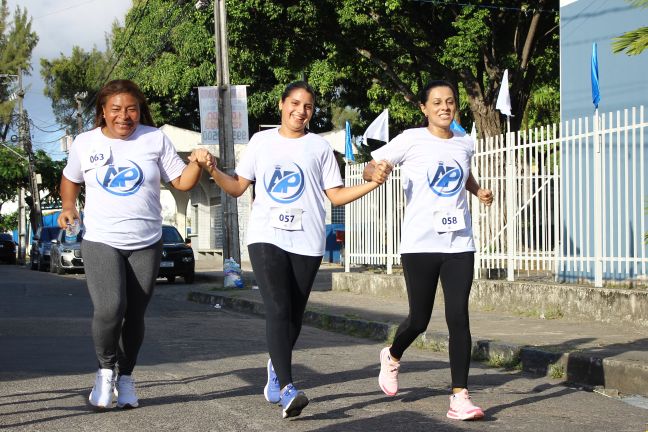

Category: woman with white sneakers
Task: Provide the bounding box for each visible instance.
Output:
[58,79,206,410]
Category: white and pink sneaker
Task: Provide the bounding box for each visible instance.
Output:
[378,347,400,396]
[446,389,484,420]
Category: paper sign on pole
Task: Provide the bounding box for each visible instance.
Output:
[198,85,249,144]
[198,86,219,144]
[230,85,249,144]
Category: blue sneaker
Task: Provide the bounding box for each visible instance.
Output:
[280,383,309,419]
[264,359,280,403]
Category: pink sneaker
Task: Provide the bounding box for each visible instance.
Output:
[446,389,484,420]
[378,347,400,396]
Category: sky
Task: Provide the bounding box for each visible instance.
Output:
[6,0,132,159]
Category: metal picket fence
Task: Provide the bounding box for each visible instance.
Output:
[344,106,648,286]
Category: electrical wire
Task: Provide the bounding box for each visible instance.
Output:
[83,0,189,116]
[127,4,193,83]
[412,0,558,14]
[29,120,67,134]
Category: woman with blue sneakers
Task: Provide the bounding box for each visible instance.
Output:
[196,81,392,418]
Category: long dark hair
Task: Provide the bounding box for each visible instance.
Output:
[94,79,155,128]
[281,80,316,104]
[418,80,459,127]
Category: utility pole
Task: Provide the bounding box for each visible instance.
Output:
[213,0,240,263]
[74,91,87,136]
[1,72,26,263]
[17,69,42,241]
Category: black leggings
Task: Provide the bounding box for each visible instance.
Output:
[391,252,474,389]
[248,243,322,389]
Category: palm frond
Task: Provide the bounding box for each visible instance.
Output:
[612,27,648,55]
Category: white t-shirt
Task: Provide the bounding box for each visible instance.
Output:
[236,128,343,256]
[63,125,186,249]
[371,127,476,254]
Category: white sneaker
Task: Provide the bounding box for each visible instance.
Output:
[89,369,115,408]
[114,374,139,408]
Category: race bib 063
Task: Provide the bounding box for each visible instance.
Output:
[81,144,111,171]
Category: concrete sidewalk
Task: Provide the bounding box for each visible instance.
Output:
[189,260,648,399]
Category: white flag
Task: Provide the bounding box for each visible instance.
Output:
[362,109,389,145]
[495,69,512,117]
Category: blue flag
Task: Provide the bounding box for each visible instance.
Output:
[450,119,466,134]
[591,42,600,109]
[345,120,355,162]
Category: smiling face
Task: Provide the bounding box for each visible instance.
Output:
[420,85,456,137]
[278,88,314,138]
[101,92,141,139]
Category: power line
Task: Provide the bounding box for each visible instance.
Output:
[82,0,154,116]
[33,0,103,20]
[29,120,67,134]
[84,0,189,114]
[127,4,193,83]
[412,1,558,14]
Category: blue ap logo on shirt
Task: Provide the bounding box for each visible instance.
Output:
[96,161,145,196]
[427,160,464,197]
[264,163,305,204]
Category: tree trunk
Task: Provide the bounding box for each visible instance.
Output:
[467,98,503,141]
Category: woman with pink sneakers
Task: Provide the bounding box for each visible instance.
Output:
[363,80,493,421]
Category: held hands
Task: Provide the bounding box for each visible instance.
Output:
[477,188,494,206]
[370,160,393,185]
[189,148,215,169]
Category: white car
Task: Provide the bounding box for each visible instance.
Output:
[49,227,85,275]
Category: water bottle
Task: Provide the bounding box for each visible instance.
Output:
[65,219,80,243]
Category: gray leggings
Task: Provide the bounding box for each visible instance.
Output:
[81,238,162,375]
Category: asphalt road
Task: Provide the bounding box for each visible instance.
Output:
[1,264,646,432]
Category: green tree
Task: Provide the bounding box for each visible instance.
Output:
[40,46,111,134]
[0,0,38,140]
[0,144,65,214]
[612,0,648,56]
[42,0,558,140]
[324,0,559,138]
[33,150,66,208]
[0,144,28,212]
[0,210,17,232]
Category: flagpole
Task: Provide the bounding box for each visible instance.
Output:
[591,42,603,287]
[505,115,515,281]
[385,108,393,275]
[593,107,603,287]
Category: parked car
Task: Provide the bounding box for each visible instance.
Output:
[0,233,17,264]
[158,225,195,284]
[30,226,62,271]
[50,227,85,274]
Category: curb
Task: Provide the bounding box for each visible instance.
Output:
[188,290,648,397]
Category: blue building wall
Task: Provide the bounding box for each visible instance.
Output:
[559,0,648,281]
[560,0,648,120]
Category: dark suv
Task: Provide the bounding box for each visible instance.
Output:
[30,226,62,271]
[158,225,195,284]
[0,233,17,264]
